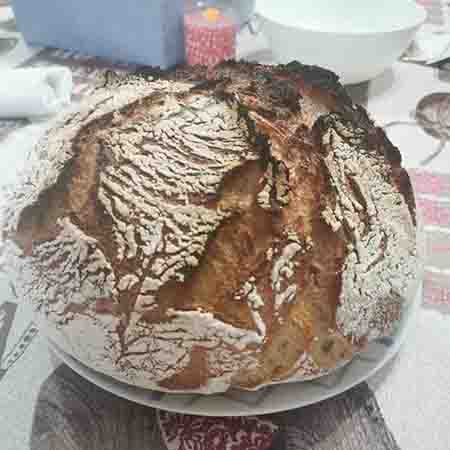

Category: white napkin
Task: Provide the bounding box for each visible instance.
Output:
[0,67,72,119]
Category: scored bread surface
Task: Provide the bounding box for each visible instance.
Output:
[1,62,418,393]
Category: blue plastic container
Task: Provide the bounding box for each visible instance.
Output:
[11,0,185,68]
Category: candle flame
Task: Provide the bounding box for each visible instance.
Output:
[202,7,220,22]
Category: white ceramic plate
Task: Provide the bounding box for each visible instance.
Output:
[47,280,422,417]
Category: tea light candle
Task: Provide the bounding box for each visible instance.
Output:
[184,7,237,67]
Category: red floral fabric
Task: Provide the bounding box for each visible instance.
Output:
[158,411,278,450]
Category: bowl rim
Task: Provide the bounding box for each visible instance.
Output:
[255,0,427,36]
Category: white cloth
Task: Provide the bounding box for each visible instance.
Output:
[0,67,72,119]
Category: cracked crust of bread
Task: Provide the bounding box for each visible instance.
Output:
[0,61,418,394]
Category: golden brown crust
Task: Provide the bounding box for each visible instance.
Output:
[3,61,418,393]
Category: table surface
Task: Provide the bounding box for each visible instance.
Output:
[1,5,450,450]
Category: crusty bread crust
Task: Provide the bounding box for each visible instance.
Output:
[1,62,418,393]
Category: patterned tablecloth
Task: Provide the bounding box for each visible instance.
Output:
[1,6,450,450]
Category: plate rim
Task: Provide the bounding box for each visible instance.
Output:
[46,282,422,417]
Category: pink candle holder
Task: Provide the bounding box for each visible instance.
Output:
[184,7,238,67]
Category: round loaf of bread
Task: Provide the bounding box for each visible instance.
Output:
[1,62,418,393]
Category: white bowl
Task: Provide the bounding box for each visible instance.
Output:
[254,0,426,85]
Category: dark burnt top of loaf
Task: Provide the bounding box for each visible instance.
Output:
[140,61,410,181]
[140,61,367,121]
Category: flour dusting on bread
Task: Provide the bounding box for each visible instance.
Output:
[0,62,418,393]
